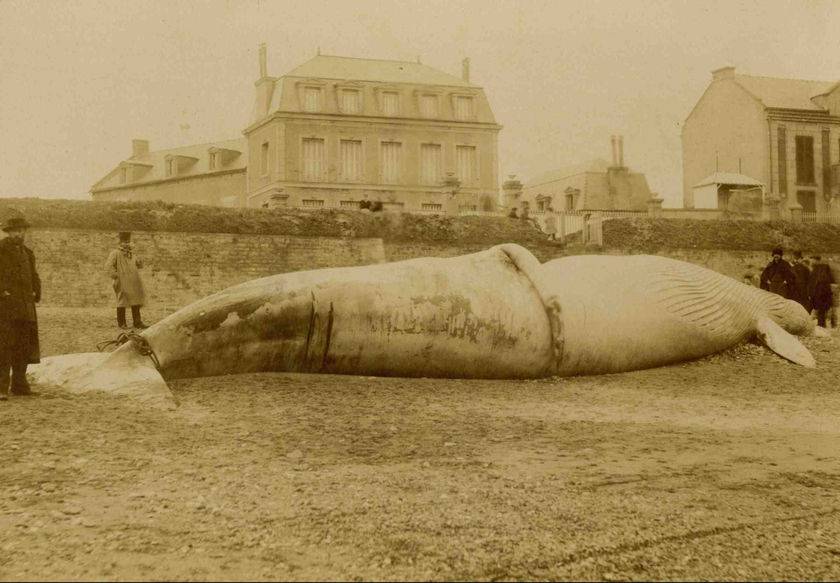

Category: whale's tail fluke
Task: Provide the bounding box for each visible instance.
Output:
[28,343,176,408]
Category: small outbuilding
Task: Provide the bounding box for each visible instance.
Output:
[691,172,764,212]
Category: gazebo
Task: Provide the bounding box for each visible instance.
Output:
[692,172,764,211]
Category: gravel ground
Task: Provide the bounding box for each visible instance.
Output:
[1,307,839,581]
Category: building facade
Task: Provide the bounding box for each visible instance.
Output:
[244,47,501,213]
[511,136,653,214]
[683,66,840,214]
[90,139,247,207]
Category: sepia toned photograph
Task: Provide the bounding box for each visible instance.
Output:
[1,0,839,580]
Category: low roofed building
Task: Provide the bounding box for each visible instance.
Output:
[90,138,247,207]
[512,136,653,215]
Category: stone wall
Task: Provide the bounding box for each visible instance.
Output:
[29,229,385,309]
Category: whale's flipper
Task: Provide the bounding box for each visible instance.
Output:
[29,349,176,409]
[755,316,816,367]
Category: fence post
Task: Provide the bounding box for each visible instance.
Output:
[558,211,567,244]
[646,195,664,218]
[788,201,803,223]
[762,194,781,221]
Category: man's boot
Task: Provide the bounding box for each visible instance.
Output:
[131,306,148,330]
[10,362,34,396]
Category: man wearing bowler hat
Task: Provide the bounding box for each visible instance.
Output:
[0,216,41,399]
[105,231,148,330]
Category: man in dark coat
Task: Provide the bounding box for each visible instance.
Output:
[0,216,41,399]
[760,246,796,299]
[789,250,812,313]
[808,256,835,328]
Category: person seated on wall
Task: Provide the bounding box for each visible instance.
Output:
[359,197,372,211]
[370,200,384,213]
[507,207,519,219]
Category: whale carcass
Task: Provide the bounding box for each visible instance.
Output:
[30,244,819,406]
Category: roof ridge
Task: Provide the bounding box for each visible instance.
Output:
[134,138,245,157]
[315,53,426,66]
[735,72,834,84]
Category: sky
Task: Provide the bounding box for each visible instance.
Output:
[1,0,839,208]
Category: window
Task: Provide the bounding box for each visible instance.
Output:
[302,138,325,181]
[565,193,576,211]
[822,129,831,198]
[260,142,270,175]
[419,94,438,118]
[303,87,321,112]
[420,143,442,184]
[795,135,815,185]
[381,91,399,115]
[453,96,474,120]
[380,141,402,183]
[340,89,361,114]
[421,203,443,211]
[165,157,175,177]
[340,140,363,181]
[301,199,325,208]
[456,145,477,183]
[209,152,218,171]
[797,190,816,217]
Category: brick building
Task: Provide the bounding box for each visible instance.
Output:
[682,66,840,214]
[245,47,501,213]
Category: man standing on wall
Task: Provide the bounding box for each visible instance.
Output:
[760,246,796,299]
[0,216,41,399]
[106,232,148,330]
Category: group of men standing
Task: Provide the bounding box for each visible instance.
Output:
[760,246,836,327]
[1,216,148,401]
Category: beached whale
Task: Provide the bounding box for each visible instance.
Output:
[29,244,819,406]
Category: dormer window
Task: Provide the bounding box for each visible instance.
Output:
[340,89,361,114]
[381,91,400,116]
[453,95,474,120]
[303,87,322,112]
[419,94,439,118]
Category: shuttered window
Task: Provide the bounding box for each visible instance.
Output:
[380,141,402,183]
[456,145,476,183]
[419,94,438,118]
[340,140,363,181]
[777,126,787,194]
[303,87,321,112]
[795,135,815,185]
[453,96,473,120]
[260,143,269,175]
[341,90,361,114]
[420,143,442,184]
[381,91,399,116]
[302,138,325,181]
[822,129,831,198]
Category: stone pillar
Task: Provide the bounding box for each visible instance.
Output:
[558,212,567,244]
[501,174,523,212]
[788,201,803,223]
[647,194,664,218]
[762,194,781,221]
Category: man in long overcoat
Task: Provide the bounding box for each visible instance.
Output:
[760,246,796,299]
[105,231,148,329]
[0,216,41,399]
[808,256,835,328]
[789,250,812,313]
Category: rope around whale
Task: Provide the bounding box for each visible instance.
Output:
[96,332,162,371]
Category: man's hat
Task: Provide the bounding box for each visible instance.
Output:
[118,231,132,242]
[2,216,31,232]
[771,246,784,256]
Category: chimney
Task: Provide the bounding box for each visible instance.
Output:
[618,135,625,167]
[712,65,735,81]
[132,139,149,158]
[462,57,471,83]
[254,43,277,119]
[610,135,619,167]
